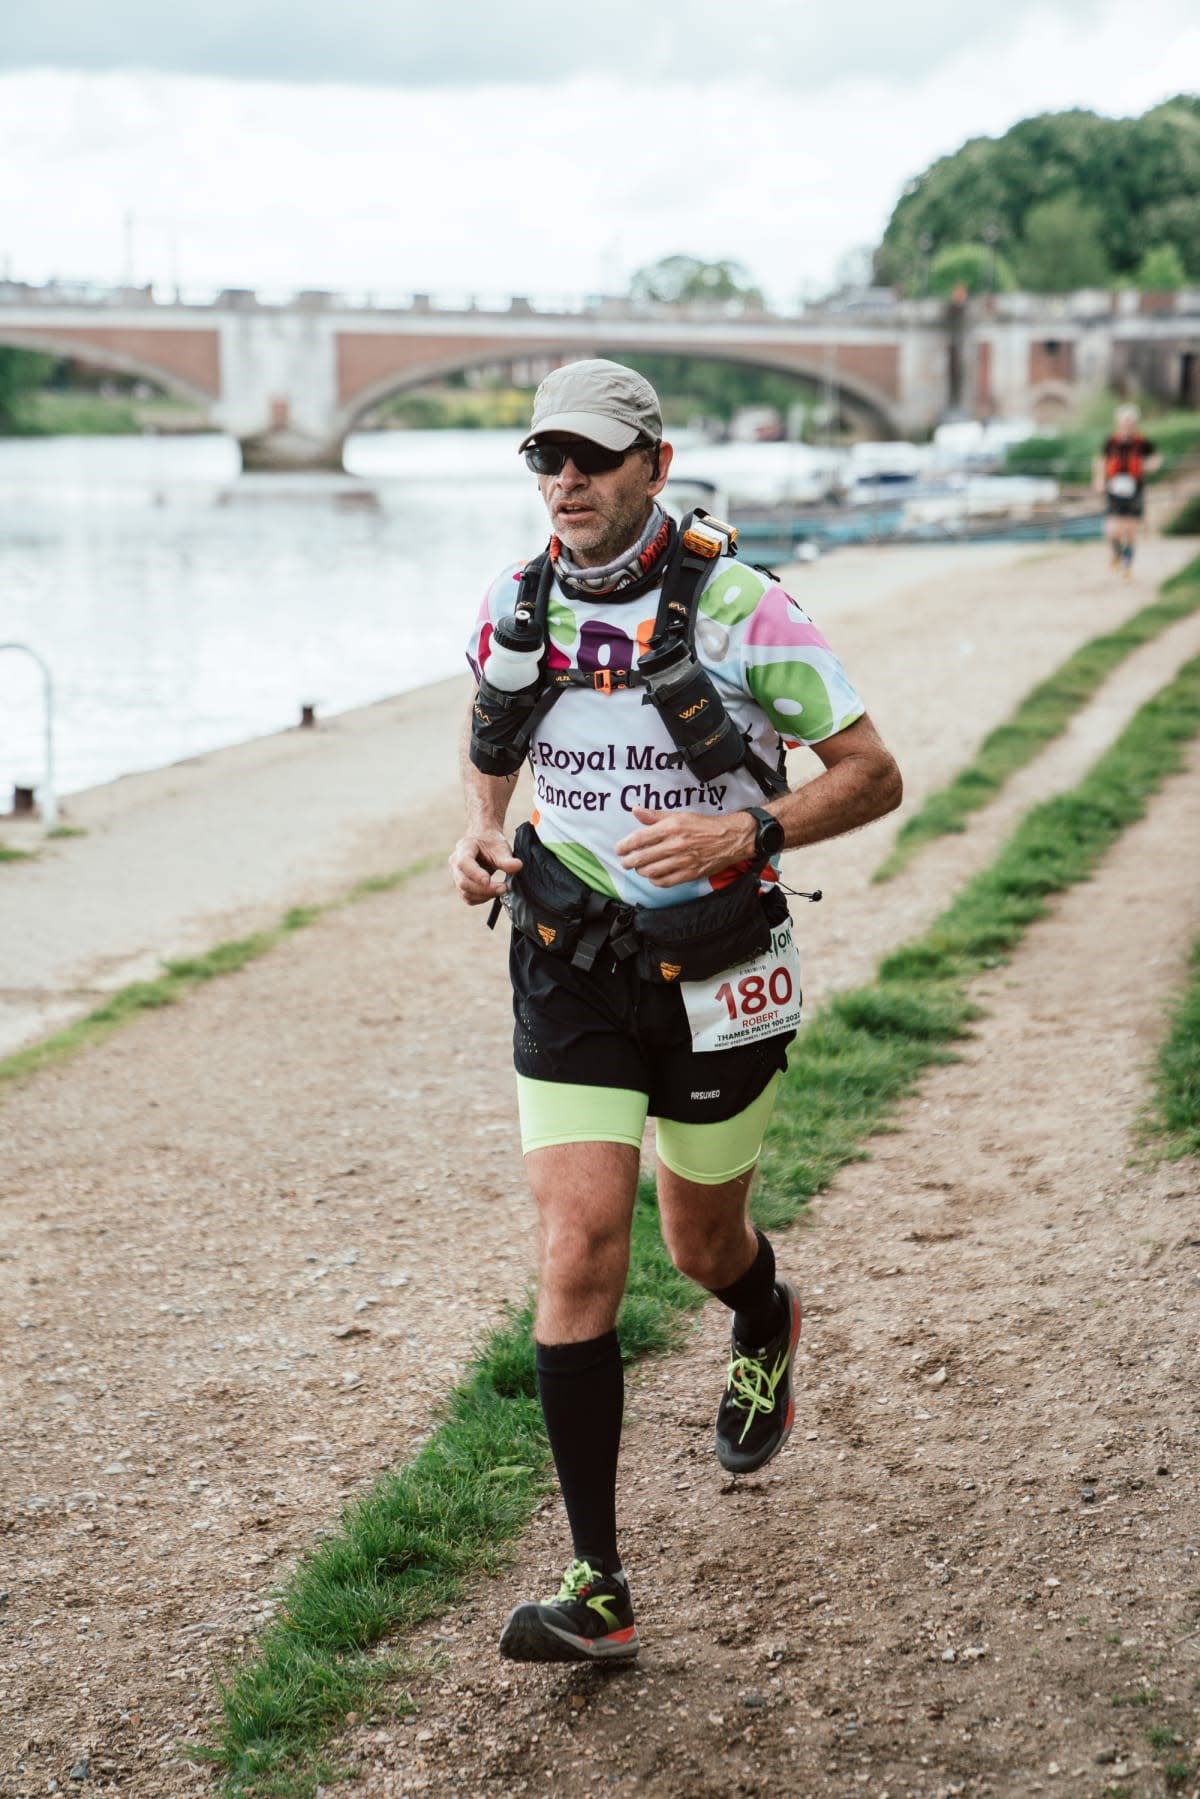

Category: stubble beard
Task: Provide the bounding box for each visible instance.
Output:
[553,496,653,567]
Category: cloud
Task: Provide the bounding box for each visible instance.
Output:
[0,5,1194,305]
[0,0,1130,89]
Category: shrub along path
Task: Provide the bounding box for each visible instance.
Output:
[1,537,1197,1797]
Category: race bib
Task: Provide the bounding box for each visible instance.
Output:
[681,918,803,1053]
[1107,473,1137,498]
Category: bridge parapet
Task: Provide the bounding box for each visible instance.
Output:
[0,283,1195,466]
[3,278,1200,326]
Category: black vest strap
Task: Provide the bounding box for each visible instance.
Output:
[647,531,714,654]
[469,513,787,800]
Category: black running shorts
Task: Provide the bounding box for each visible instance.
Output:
[509,916,795,1126]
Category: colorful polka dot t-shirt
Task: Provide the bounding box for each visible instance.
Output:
[466,558,866,909]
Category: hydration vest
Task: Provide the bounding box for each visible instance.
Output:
[1105,438,1147,483]
[468,511,788,800]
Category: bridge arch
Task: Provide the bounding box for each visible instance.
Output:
[332,337,902,446]
[0,324,220,416]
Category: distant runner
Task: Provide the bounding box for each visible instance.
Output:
[451,359,902,1666]
[1094,404,1161,577]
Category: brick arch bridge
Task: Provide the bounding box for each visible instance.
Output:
[1,287,1195,469]
[330,331,903,447]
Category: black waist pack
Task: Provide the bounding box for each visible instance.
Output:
[633,877,785,983]
[503,822,626,970]
[504,821,785,983]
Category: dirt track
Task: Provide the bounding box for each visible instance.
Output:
[2,535,1199,1799]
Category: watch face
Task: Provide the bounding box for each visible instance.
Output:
[755,810,784,857]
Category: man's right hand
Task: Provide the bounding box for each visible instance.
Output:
[450,831,523,905]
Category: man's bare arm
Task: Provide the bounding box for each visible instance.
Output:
[615,714,902,888]
[449,700,524,905]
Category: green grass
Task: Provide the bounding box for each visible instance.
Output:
[202,653,1200,1796]
[1,823,86,867]
[1164,493,1200,537]
[6,389,212,437]
[872,553,1200,882]
[1004,411,1200,486]
[1112,1687,1160,1707]
[0,924,305,1089]
[1140,938,1200,1160]
[0,856,440,1095]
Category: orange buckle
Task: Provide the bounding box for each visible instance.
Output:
[682,517,737,559]
[592,668,627,694]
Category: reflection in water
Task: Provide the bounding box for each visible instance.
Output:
[0,431,545,798]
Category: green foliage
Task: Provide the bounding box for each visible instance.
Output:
[1135,243,1188,290]
[0,346,57,430]
[1015,196,1111,293]
[0,853,439,1094]
[881,653,1200,993]
[873,558,1200,880]
[878,96,1200,292]
[614,351,810,427]
[1002,431,1095,483]
[1165,494,1200,537]
[928,242,1016,297]
[370,387,533,431]
[1004,413,1200,485]
[1141,938,1200,1159]
[630,254,764,309]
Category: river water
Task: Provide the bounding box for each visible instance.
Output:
[0,430,548,800]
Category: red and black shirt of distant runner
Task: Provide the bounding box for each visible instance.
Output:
[1103,435,1157,488]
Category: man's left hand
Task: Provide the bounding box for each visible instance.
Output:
[615,806,755,887]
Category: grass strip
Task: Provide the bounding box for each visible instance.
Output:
[1004,412,1200,486]
[205,654,1200,1797]
[872,552,1200,883]
[1139,937,1200,1161]
[0,842,33,862]
[0,856,440,1093]
[1164,492,1200,538]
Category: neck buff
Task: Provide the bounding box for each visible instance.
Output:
[551,504,671,598]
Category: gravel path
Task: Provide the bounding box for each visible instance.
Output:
[1,535,1197,1798]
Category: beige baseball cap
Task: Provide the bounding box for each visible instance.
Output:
[519,358,663,453]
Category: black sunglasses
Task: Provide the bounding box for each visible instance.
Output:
[523,438,651,477]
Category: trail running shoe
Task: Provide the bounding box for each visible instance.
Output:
[498,1559,639,1664]
[715,1279,802,1474]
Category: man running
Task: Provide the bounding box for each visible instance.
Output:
[451,359,901,1664]
[1095,403,1161,577]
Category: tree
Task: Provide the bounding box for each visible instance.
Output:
[928,243,1016,297]
[876,96,1200,291]
[0,347,56,431]
[609,352,807,427]
[1014,197,1111,292]
[629,255,765,310]
[1135,243,1187,290]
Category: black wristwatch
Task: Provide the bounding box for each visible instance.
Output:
[744,806,784,861]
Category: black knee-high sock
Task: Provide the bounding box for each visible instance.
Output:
[535,1330,624,1575]
[709,1227,784,1348]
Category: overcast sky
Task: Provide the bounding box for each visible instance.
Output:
[1,0,1196,305]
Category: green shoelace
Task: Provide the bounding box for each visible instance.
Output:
[725,1350,786,1444]
[550,1558,604,1604]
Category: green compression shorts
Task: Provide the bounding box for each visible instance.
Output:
[515,1072,780,1186]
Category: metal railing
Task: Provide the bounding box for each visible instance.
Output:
[0,643,57,829]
